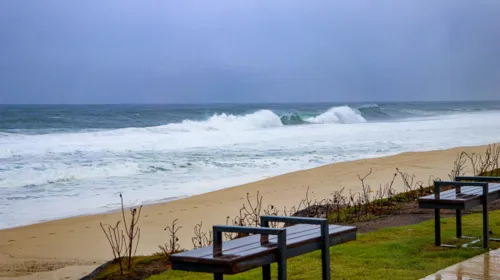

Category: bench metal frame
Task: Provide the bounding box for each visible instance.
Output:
[172,215,346,280]
[422,176,500,249]
[213,225,287,280]
[260,216,331,280]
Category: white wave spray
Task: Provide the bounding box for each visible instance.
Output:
[305,106,367,124]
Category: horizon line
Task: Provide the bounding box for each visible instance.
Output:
[1,99,500,106]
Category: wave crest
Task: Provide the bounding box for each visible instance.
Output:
[304,106,367,124]
[157,109,283,132]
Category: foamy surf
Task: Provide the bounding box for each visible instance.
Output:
[1,102,500,228]
[304,106,367,124]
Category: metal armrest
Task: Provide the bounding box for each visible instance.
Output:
[456,176,500,183]
[260,216,329,249]
[259,216,332,280]
[434,180,488,198]
[260,215,328,226]
[212,225,286,256]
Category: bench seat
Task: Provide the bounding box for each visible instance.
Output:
[418,177,500,249]
[171,224,356,275]
[419,183,500,210]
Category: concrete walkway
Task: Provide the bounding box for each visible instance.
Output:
[422,248,500,280]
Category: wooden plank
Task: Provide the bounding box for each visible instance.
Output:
[203,225,347,260]
[234,230,357,273]
[419,183,500,210]
[173,224,317,259]
[172,227,357,274]
[171,225,356,265]
[419,184,500,201]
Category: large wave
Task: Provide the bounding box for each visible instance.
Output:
[304,106,367,124]
[156,106,368,132]
[157,110,284,132]
[4,103,484,139]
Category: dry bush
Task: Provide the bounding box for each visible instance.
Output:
[159,219,183,257]
[449,151,468,180]
[191,221,212,249]
[99,194,142,275]
[100,221,126,275]
[120,194,143,270]
[450,144,500,178]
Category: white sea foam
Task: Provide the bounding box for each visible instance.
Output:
[158,109,284,132]
[1,109,500,228]
[304,106,367,124]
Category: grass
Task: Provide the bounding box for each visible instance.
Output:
[485,169,500,176]
[92,254,168,280]
[149,210,500,280]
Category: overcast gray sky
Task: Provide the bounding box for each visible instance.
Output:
[1,1,499,104]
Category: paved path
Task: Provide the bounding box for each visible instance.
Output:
[422,248,500,280]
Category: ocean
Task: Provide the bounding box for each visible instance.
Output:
[1,101,500,229]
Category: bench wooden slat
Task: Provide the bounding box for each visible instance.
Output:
[419,184,500,201]
[171,224,356,269]
[418,183,500,210]
[176,224,318,259]
[205,225,344,259]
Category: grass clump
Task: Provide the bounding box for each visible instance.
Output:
[93,254,168,280]
[149,210,500,280]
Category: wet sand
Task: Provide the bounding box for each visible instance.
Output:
[0,143,497,279]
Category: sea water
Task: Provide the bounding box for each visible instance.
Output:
[1,101,500,228]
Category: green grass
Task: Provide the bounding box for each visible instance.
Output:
[149,210,500,280]
[483,169,500,176]
[93,254,167,280]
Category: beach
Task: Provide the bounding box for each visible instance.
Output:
[0,143,496,279]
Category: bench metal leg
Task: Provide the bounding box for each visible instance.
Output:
[483,200,489,249]
[262,264,270,280]
[321,222,331,280]
[214,273,223,280]
[277,230,287,280]
[456,209,462,238]
[435,208,441,246]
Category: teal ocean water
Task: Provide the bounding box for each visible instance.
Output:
[1,101,500,228]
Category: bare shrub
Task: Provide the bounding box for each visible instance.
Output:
[119,194,143,270]
[358,168,372,215]
[159,219,182,257]
[451,144,500,178]
[191,222,212,249]
[100,221,126,275]
[449,151,468,180]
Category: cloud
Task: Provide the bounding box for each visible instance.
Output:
[1,1,499,103]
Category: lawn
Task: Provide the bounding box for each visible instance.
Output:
[149,210,500,280]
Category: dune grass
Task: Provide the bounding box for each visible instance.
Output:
[149,210,500,280]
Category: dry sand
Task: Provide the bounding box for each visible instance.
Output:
[0,143,496,279]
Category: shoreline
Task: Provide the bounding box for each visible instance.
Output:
[0,142,498,278]
[1,142,495,232]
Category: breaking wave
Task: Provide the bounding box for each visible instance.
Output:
[154,106,368,132]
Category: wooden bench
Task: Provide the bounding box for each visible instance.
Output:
[418,176,500,249]
[171,216,357,280]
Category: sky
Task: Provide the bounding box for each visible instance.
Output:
[1,1,500,104]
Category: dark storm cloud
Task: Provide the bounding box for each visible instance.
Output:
[1,1,499,104]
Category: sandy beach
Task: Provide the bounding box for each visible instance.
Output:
[0,143,497,279]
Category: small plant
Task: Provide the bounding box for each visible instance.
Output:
[159,219,182,257]
[120,194,143,270]
[191,221,212,249]
[358,168,372,215]
[98,194,143,275]
[449,151,468,180]
[100,221,126,275]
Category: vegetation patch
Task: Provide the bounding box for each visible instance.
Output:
[88,254,169,280]
[149,210,500,280]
